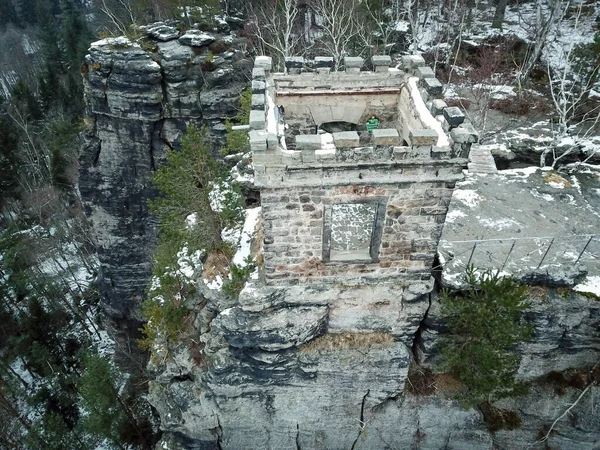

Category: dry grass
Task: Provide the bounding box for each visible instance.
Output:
[253,216,264,268]
[406,363,437,396]
[479,401,522,432]
[300,332,394,354]
[527,285,549,300]
[434,372,467,396]
[543,171,572,188]
[202,248,232,281]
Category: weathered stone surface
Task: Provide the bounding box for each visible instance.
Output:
[415,65,435,79]
[295,134,322,150]
[249,130,267,151]
[178,30,215,47]
[284,56,304,68]
[80,37,251,317]
[213,305,329,351]
[252,67,266,81]
[142,22,179,41]
[409,128,438,146]
[431,98,448,116]
[251,93,265,110]
[372,128,401,146]
[249,109,265,130]
[251,79,266,94]
[443,106,466,127]
[450,123,479,144]
[372,54,392,72]
[200,86,247,120]
[344,56,364,72]
[421,77,443,96]
[314,56,334,68]
[332,131,359,148]
[255,55,273,72]
[439,167,600,288]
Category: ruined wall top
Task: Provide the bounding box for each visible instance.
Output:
[248,54,479,189]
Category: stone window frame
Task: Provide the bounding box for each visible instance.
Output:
[322,197,387,264]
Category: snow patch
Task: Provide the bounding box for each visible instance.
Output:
[574,276,600,297]
[445,209,467,223]
[453,189,481,208]
[408,77,450,147]
[232,207,261,267]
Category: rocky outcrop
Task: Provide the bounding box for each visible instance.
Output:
[79,31,251,317]
[150,276,600,449]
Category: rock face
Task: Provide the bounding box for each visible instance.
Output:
[150,279,600,450]
[79,33,251,317]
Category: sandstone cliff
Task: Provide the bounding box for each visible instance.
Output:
[79,27,251,318]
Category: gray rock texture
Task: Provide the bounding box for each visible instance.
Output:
[439,167,600,289]
[79,35,251,317]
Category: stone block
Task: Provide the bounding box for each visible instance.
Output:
[315,56,334,68]
[252,80,266,94]
[421,77,443,96]
[400,55,412,71]
[415,66,435,79]
[443,106,465,127]
[251,94,265,110]
[431,99,448,116]
[344,56,363,73]
[372,55,392,72]
[285,56,304,74]
[407,55,426,70]
[252,67,266,81]
[393,146,411,159]
[267,133,278,149]
[332,131,359,148]
[409,129,439,146]
[178,30,215,47]
[249,130,267,151]
[431,146,451,159]
[301,149,316,163]
[249,110,265,130]
[296,135,322,150]
[255,56,272,72]
[282,151,302,164]
[450,124,479,144]
[372,128,401,146]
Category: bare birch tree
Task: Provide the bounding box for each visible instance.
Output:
[539,3,600,167]
[246,0,303,72]
[309,0,364,69]
[516,0,567,88]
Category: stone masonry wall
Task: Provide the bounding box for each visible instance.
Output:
[261,170,463,284]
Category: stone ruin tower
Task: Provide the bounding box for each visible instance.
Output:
[182,55,480,448]
[250,54,477,289]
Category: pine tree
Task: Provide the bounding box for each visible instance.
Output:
[440,266,533,404]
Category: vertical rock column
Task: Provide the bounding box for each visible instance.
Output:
[80,37,164,318]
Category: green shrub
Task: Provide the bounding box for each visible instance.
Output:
[220,89,251,156]
[222,256,256,297]
[141,125,244,354]
[439,266,532,405]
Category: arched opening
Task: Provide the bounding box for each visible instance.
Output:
[319,121,357,133]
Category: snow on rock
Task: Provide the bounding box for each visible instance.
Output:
[439,167,600,288]
[452,189,481,208]
[574,276,600,297]
[233,207,261,267]
[185,213,198,229]
[407,77,449,147]
[177,247,204,281]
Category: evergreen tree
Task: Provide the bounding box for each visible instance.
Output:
[439,266,533,404]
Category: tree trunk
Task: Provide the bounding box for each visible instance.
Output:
[492,0,508,28]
